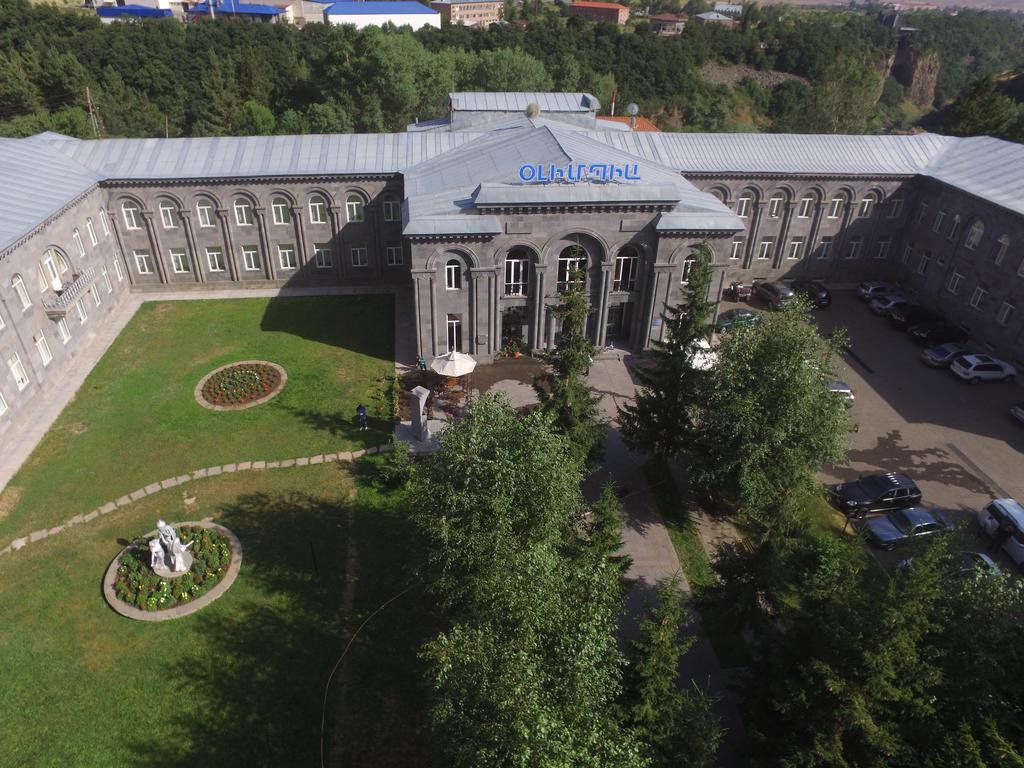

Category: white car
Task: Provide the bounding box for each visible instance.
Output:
[976,499,1024,566]
[949,354,1016,384]
[869,294,907,316]
[857,281,899,300]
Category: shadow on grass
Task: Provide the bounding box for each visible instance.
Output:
[282,406,391,443]
[260,294,395,365]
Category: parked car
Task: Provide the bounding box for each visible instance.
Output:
[857,281,900,300]
[715,307,761,333]
[950,354,1016,384]
[790,280,831,308]
[1012,401,1024,425]
[976,499,1024,567]
[869,294,908,316]
[908,321,969,346]
[952,551,1001,576]
[827,380,855,406]
[753,281,794,310]
[890,304,944,329]
[921,343,971,368]
[828,472,922,518]
[865,506,953,550]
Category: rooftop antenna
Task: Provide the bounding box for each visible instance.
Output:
[627,102,639,131]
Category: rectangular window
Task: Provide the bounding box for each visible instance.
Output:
[874,240,891,260]
[7,353,29,391]
[917,202,929,223]
[902,245,913,264]
[234,200,253,227]
[56,317,71,344]
[160,204,177,229]
[100,210,110,235]
[313,243,332,269]
[278,245,297,270]
[86,219,98,246]
[614,254,638,291]
[133,250,153,275]
[308,198,327,224]
[206,247,225,272]
[846,238,863,259]
[385,243,403,266]
[888,197,903,219]
[73,230,85,256]
[947,272,963,295]
[997,302,1015,326]
[13,275,31,309]
[197,203,214,228]
[170,249,189,274]
[505,257,528,295]
[768,197,782,218]
[917,253,930,275]
[242,245,260,272]
[346,198,364,222]
[736,197,751,218]
[113,258,123,282]
[1018,259,1024,278]
[994,237,1010,265]
[933,211,945,233]
[828,198,843,219]
[818,236,833,259]
[122,204,141,231]
[798,196,813,219]
[383,199,401,222]
[76,301,88,324]
[969,287,987,309]
[33,330,52,367]
[0,390,6,416]
[679,259,695,285]
[90,286,101,308]
[788,237,805,260]
[858,198,874,218]
[351,245,368,268]
[757,238,773,260]
[0,311,5,329]
[729,237,744,260]
[271,200,291,225]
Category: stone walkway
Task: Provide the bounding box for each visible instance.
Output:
[0,443,390,559]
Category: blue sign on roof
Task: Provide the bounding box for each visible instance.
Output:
[325,1,439,14]
[188,0,284,14]
[97,5,173,17]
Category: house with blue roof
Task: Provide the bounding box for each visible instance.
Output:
[323,1,441,29]
[188,0,286,21]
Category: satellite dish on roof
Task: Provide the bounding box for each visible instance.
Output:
[626,103,640,116]
[525,102,541,118]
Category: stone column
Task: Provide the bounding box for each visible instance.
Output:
[807,202,826,261]
[254,207,275,281]
[469,269,481,354]
[178,211,204,283]
[832,199,855,260]
[532,264,548,350]
[108,218,137,287]
[215,209,240,282]
[491,271,500,355]
[428,275,438,357]
[596,263,613,347]
[546,304,556,348]
[743,203,765,269]
[773,202,797,269]
[328,205,343,280]
[290,205,309,272]
[141,212,169,284]
[411,270,429,359]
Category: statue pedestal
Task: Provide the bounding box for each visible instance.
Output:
[153,550,193,579]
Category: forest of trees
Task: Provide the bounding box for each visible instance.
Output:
[0,0,1022,140]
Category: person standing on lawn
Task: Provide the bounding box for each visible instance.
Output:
[356,403,368,431]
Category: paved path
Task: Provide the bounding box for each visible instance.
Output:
[0,444,390,559]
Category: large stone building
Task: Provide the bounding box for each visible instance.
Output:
[1,92,1023,442]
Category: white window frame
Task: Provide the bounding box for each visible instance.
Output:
[196,202,215,228]
[965,221,984,250]
[969,287,987,309]
[170,249,189,274]
[206,247,226,272]
[8,353,29,391]
[0,311,5,329]
[41,253,61,291]
[828,197,843,219]
[445,259,461,290]
[34,330,52,367]
[0,390,6,416]
[818,237,833,259]
[100,210,111,236]
[858,197,874,218]
[271,198,291,226]
[313,244,332,269]
[278,245,297,270]
[504,256,528,295]
[947,215,961,242]
[76,301,87,324]
[788,237,804,260]
[346,195,365,223]
[385,243,403,267]
[874,240,891,260]
[994,235,1010,265]
[241,245,260,272]
[113,258,124,282]
[133,250,153,275]
[159,202,177,229]
[798,196,813,219]
[12,275,31,309]
[308,196,328,225]
[845,238,863,259]
[947,272,963,295]
[121,202,142,231]
[997,301,1015,326]
[351,245,368,268]
[90,286,101,308]
[933,210,945,233]
[902,245,913,265]
[679,258,696,286]
[757,239,773,260]
[917,253,930,275]
[102,267,112,293]
[729,237,744,261]
[735,195,751,218]
[917,202,929,224]
[888,197,904,219]
[383,198,400,222]
[73,229,85,257]
[233,199,254,227]
[86,218,98,246]
[767,196,782,218]
[56,317,71,345]
[614,253,638,292]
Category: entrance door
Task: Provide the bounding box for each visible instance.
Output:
[605,303,632,344]
[446,314,462,353]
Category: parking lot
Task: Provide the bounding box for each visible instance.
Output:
[720,288,1024,569]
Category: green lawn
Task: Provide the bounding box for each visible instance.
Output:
[0,465,354,767]
[0,295,394,544]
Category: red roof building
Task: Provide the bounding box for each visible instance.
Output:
[567,1,629,25]
[648,12,686,35]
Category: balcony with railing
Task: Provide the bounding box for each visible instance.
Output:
[41,267,96,319]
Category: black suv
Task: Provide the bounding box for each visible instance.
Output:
[908,321,969,346]
[791,280,832,308]
[889,304,943,329]
[828,472,922,518]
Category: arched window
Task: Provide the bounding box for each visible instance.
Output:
[271,197,291,226]
[72,228,85,256]
[445,259,462,290]
[735,195,752,218]
[557,245,587,291]
[680,258,696,286]
[196,198,215,228]
[888,195,904,219]
[121,201,142,230]
[858,194,876,218]
[798,195,814,219]
[308,195,327,224]
[99,209,111,236]
[504,249,530,296]
[965,220,984,250]
[947,215,961,242]
[768,194,784,218]
[233,198,254,227]
[614,247,638,292]
[12,274,31,309]
[828,196,844,219]
[159,201,178,229]
[39,249,62,292]
[346,195,365,223]
[382,196,400,222]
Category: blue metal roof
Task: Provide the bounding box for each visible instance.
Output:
[96,4,173,17]
[188,1,284,14]
[325,1,439,14]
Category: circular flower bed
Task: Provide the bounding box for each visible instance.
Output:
[201,362,282,407]
[113,526,232,612]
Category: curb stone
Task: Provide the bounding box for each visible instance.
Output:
[83,511,99,523]
[11,537,27,550]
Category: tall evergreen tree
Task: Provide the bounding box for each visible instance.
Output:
[618,241,716,463]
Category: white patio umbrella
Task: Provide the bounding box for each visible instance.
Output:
[430,351,477,378]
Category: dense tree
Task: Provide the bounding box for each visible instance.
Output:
[944,75,1024,144]
[618,242,715,463]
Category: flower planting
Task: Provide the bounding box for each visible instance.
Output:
[198,362,284,408]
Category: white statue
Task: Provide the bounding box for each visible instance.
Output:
[157,519,177,551]
[171,538,194,573]
[148,538,164,569]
